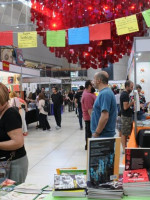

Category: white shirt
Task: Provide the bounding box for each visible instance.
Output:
[38,99,48,115]
[115,93,120,104]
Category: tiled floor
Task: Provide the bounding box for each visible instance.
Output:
[24,109,124,186]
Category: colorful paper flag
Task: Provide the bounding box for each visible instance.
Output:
[89,23,111,41]
[46,30,66,47]
[115,15,139,36]
[142,9,150,27]
[18,31,37,48]
[2,61,10,71]
[68,27,89,45]
[0,31,13,46]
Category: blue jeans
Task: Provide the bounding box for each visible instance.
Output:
[78,107,83,128]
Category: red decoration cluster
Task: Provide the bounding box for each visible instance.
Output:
[31,0,150,69]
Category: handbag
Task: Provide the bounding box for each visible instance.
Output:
[13,98,19,112]
[0,152,15,183]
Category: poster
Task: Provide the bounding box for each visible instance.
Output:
[18,31,37,48]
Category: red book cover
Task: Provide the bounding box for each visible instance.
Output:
[123,169,149,183]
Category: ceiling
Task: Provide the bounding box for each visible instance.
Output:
[0,0,75,68]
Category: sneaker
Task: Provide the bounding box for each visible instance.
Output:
[47,128,52,131]
[80,127,83,130]
[56,126,61,130]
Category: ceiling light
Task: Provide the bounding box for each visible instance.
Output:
[1,4,5,7]
[138,53,142,56]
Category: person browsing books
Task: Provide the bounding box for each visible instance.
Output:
[91,71,117,138]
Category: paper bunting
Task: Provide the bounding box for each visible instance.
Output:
[18,31,37,48]
[89,23,111,41]
[2,61,10,71]
[115,15,139,36]
[0,31,13,46]
[46,30,66,47]
[68,27,89,45]
[142,9,150,27]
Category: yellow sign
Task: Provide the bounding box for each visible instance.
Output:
[115,15,139,36]
[18,31,37,48]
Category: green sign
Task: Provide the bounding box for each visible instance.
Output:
[142,9,150,27]
[46,30,66,47]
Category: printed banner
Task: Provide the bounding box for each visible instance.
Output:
[68,27,89,45]
[115,15,139,36]
[46,30,66,47]
[142,9,150,27]
[89,23,111,41]
[0,31,13,46]
[18,31,37,48]
[2,61,10,71]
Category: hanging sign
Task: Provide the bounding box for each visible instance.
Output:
[2,61,10,71]
[18,31,37,48]
[46,30,66,47]
[142,9,150,27]
[115,15,139,36]
[68,27,89,45]
[0,31,13,46]
[89,23,111,41]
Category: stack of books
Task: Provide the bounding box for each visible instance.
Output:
[52,174,86,197]
[86,137,123,199]
[137,120,150,127]
[87,181,123,199]
[123,168,150,196]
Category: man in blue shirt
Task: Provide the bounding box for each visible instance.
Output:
[91,71,117,138]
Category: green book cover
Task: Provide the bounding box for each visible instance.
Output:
[59,169,86,175]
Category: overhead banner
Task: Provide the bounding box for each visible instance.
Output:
[68,27,89,45]
[46,30,66,47]
[18,31,37,48]
[0,31,13,46]
[89,23,111,41]
[142,9,150,27]
[2,61,10,71]
[115,15,139,36]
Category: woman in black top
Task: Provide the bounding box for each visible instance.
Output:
[0,83,28,184]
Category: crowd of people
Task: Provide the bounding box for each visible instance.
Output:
[0,70,148,185]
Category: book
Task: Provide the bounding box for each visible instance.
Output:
[125,148,150,170]
[1,191,38,200]
[56,167,77,175]
[123,169,149,183]
[59,169,86,175]
[87,137,121,186]
[54,174,87,190]
[52,189,86,197]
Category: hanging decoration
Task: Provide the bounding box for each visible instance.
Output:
[30,0,150,69]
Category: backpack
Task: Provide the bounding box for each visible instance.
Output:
[43,100,49,112]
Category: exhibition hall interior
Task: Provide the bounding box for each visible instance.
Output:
[0,0,150,200]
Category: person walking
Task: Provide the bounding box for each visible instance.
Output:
[120,80,134,153]
[38,93,51,131]
[75,86,84,130]
[51,87,63,129]
[91,71,117,138]
[81,80,96,150]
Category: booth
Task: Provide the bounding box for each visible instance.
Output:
[126,37,150,148]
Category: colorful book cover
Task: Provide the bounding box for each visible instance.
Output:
[59,169,86,175]
[56,167,77,175]
[125,148,150,170]
[54,174,86,190]
[87,137,121,186]
[123,169,149,183]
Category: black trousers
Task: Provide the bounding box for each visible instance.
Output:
[54,105,61,127]
[39,113,50,130]
[85,120,92,146]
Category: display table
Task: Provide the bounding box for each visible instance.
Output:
[43,192,150,200]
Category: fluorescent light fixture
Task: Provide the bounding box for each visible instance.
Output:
[18,0,32,8]
[138,53,142,56]
[1,4,5,7]
[136,57,138,61]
